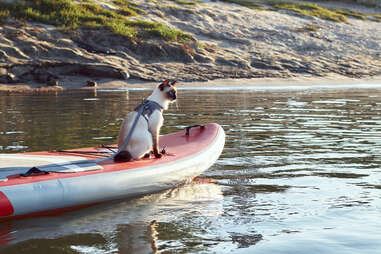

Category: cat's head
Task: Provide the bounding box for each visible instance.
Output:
[158,80,177,101]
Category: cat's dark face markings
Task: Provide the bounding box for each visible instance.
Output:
[159,80,177,101]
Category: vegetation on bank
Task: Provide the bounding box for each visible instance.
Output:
[0,0,193,42]
[113,0,148,16]
[221,0,381,22]
[272,2,348,22]
[169,0,199,5]
[0,9,10,23]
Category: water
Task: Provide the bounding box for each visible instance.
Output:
[1,84,381,253]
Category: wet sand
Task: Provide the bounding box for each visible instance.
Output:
[1,74,381,93]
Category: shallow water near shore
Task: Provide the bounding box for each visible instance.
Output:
[1,84,381,253]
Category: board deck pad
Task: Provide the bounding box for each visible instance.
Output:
[0,154,103,180]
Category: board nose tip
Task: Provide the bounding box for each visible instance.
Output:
[0,191,14,217]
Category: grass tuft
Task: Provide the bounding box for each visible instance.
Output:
[169,0,199,6]
[112,0,148,15]
[336,9,367,20]
[126,19,193,41]
[271,2,347,22]
[117,7,138,16]
[0,9,10,23]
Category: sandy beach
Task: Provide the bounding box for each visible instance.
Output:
[1,72,381,93]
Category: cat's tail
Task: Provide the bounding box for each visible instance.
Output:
[114,150,132,162]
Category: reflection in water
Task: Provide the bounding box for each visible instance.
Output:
[1,86,381,253]
[0,182,223,253]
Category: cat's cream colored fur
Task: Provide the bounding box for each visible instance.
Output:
[116,80,177,161]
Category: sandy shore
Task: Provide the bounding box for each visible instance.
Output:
[1,74,381,93]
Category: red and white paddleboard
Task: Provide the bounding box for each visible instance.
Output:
[0,123,225,221]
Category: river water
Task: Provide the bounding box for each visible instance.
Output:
[0,84,381,253]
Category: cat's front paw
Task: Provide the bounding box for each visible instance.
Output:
[154,152,163,158]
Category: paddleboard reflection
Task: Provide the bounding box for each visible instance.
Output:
[0,179,223,253]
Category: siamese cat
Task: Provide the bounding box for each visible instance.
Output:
[114,80,177,162]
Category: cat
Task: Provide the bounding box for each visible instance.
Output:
[114,80,177,162]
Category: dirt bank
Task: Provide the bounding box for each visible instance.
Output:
[0,0,380,91]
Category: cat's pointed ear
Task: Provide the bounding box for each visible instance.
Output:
[171,80,177,86]
[159,79,170,91]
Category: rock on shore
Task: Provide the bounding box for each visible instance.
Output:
[0,0,380,89]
